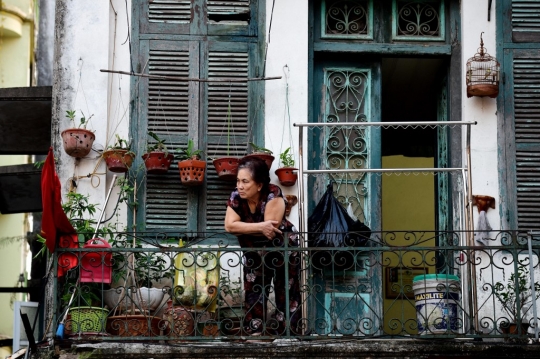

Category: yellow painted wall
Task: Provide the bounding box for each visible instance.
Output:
[381,155,436,335]
[0,0,35,355]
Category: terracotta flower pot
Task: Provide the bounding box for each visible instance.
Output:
[103,149,135,173]
[142,151,174,174]
[106,314,168,337]
[164,300,194,338]
[242,153,275,169]
[212,157,239,181]
[178,159,206,186]
[61,128,96,158]
[275,167,298,187]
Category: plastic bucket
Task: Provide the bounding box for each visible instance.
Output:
[412,274,460,334]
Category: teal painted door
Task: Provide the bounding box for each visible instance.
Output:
[310,59,382,336]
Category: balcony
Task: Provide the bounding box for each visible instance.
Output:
[46,230,540,357]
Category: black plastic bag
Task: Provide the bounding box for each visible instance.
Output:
[308,184,371,270]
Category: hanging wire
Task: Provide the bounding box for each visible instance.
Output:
[279,65,295,163]
[213,82,239,158]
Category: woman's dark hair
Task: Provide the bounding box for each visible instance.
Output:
[238,156,270,190]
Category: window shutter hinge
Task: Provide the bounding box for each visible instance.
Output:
[502,72,505,85]
[255,66,259,77]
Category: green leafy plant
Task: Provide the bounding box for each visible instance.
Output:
[279,147,295,167]
[146,131,169,154]
[249,142,273,155]
[109,236,174,287]
[108,134,133,153]
[66,110,93,129]
[494,259,540,324]
[176,139,204,160]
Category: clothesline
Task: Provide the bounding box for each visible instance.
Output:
[100,69,281,83]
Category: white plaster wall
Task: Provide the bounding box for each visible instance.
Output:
[53,0,111,211]
[461,1,499,231]
[264,0,308,230]
[104,0,132,227]
[53,0,131,228]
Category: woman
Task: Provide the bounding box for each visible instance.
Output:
[225,156,301,336]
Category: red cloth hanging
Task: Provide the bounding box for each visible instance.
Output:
[40,148,79,276]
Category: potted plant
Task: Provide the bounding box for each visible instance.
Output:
[142,131,174,174]
[243,142,275,169]
[494,260,540,337]
[176,139,206,186]
[103,233,175,337]
[102,134,135,173]
[62,280,109,335]
[61,110,96,158]
[274,147,298,187]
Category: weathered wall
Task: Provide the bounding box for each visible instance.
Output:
[461,1,499,231]
[52,0,131,224]
[264,0,308,230]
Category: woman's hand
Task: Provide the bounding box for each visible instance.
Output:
[261,220,282,239]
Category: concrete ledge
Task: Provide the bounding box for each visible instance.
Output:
[44,339,540,359]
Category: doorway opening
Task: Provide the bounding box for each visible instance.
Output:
[380,57,448,335]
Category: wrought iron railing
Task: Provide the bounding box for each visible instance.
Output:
[52,230,540,342]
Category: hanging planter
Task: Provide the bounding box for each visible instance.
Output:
[243,142,275,169]
[103,135,135,173]
[178,157,206,186]
[212,157,239,181]
[103,149,135,173]
[61,110,95,158]
[176,139,206,186]
[143,151,174,174]
[275,167,298,187]
[274,148,297,186]
[466,33,500,98]
[61,129,96,158]
[142,131,174,174]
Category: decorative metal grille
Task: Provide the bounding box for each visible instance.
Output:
[394,0,444,40]
[324,0,371,38]
[324,69,370,223]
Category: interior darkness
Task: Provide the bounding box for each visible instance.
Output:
[381,58,446,157]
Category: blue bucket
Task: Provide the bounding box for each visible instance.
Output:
[412,274,461,334]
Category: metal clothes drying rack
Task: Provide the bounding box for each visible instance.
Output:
[293,120,479,334]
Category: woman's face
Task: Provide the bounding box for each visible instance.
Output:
[236,168,262,200]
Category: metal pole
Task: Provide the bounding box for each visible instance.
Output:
[465,124,479,333]
[527,232,539,342]
[297,125,308,329]
[92,174,117,239]
[294,121,476,128]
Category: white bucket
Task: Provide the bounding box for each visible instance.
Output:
[412,274,461,335]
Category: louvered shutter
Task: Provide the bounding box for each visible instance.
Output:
[208,0,250,15]
[203,42,253,230]
[512,0,540,42]
[513,50,540,231]
[140,0,192,35]
[132,0,263,233]
[141,40,192,229]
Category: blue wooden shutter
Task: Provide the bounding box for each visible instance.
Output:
[203,42,253,230]
[140,0,192,35]
[140,40,193,229]
[512,50,540,231]
[511,0,540,42]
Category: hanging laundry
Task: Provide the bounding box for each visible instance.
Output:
[474,210,492,246]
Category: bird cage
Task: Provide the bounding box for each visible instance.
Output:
[466,33,500,98]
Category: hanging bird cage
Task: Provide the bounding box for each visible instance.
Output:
[466,33,500,98]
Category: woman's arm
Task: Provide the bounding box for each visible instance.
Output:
[225,206,282,239]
